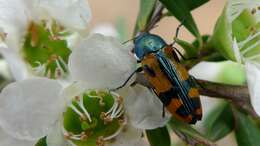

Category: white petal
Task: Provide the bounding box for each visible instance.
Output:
[118,85,171,129]
[245,61,260,116]
[47,121,70,146]
[69,33,136,89]
[189,61,222,81]
[29,0,91,31]
[232,38,242,63]
[0,78,63,140]
[91,23,119,37]
[107,125,148,146]
[60,82,86,105]
[0,43,29,80]
[0,128,35,146]
[0,0,29,50]
[0,0,30,80]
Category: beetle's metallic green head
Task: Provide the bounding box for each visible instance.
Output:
[134,32,167,60]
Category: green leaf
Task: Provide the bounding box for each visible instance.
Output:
[159,0,200,37]
[35,137,47,146]
[169,118,214,145]
[134,0,157,34]
[204,102,234,141]
[235,110,260,146]
[146,126,171,146]
[185,0,209,11]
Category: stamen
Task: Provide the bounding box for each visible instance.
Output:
[238,31,260,49]
[55,59,65,74]
[113,105,124,118]
[69,104,87,121]
[99,91,125,123]
[45,20,55,37]
[103,125,124,141]
[246,54,260,61]
[58,56,69,72]
[33,61,46,76]
[78,95,92,122]
[46,69,52,78]
[241,41,260,55]
[88,94,105,106]
[96,136,105,146]
[251,8,257,14]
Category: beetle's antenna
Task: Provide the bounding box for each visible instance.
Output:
[109,67,143,91]
[122,37,136,44]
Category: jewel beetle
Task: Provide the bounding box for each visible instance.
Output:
[113,32,202,124]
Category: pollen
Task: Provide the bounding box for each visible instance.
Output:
[96,136,105,146]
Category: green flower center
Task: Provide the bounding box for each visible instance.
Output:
[63,90,126,146]
[22,21,71,79]
[232,7,260,61]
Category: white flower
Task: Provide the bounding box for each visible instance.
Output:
[211,0,260,61]
[228,0,260,115]
[0,127,35,146]
[0,0,91,80]
[212,0,260,115]
[0,34,165,145]
[69,33,136,89]
[245,61,260,116]
[91,23,119,38]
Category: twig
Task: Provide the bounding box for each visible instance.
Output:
[197,79,258,118]
[197,80,249,102]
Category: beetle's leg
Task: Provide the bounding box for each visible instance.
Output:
[172,19,185,46]
[172,46,198,61]
[109,67,143,91]
[162,105,166,117]
[190,75,205,90]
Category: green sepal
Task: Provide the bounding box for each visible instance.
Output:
[146,126,171,146]
[35,137,47,146]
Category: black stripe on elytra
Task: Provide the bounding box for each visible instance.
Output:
[191,98,201,109]
[158,87,178,106]
[176,106,199,124]
[175,105,189,116]
[189,116,198,124]
[143,65,156,77]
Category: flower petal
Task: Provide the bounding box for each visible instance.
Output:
[91,23,119,37]
[245,61,260,116]
[107,125,148,146]
[0,43,29,80]
[46,121,71,146]
[0,0,29,50]
[118,85,171,129]
[28,0,91,31]
[0,128,35,146]
[0,78,63,140]
[0,0,30,80]
[68,33,136,89]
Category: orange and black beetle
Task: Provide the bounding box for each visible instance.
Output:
[114,32,202,124]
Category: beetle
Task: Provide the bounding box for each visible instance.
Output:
[113,32,202,124]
